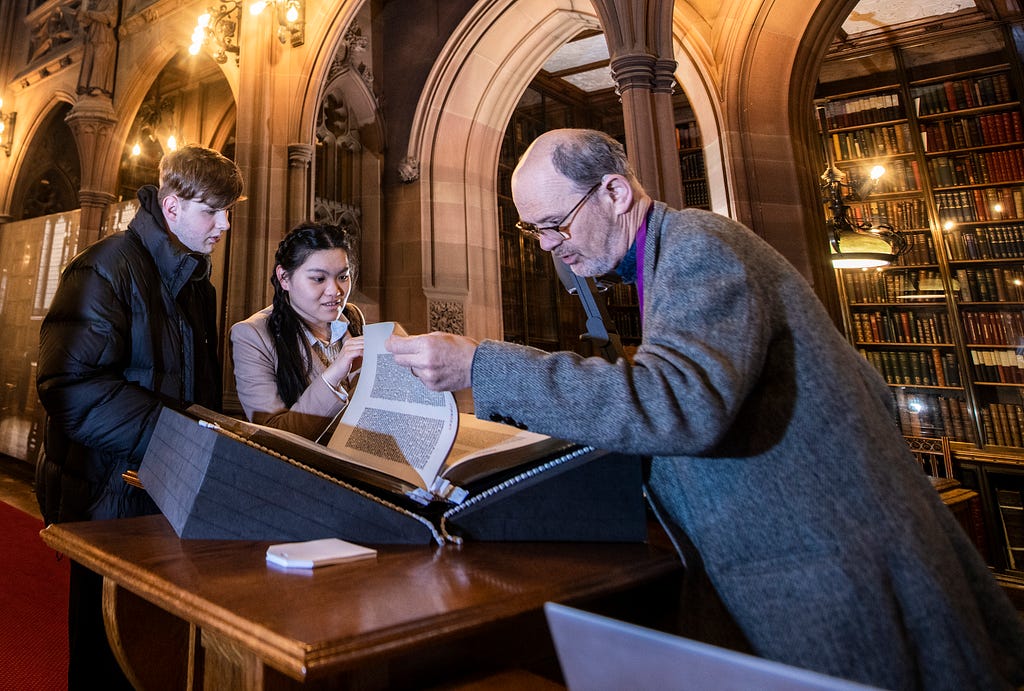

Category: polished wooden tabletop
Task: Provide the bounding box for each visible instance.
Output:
[41,514,682,685]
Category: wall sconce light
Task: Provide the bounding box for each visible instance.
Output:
[249,0,304,47]
[189,1,242,64]
[817,107,907,269]
[821,164,908,269]
[0,97,16,157]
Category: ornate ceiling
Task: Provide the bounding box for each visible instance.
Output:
[543,1,980,95]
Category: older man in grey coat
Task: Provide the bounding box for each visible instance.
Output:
[387,128,1024,690]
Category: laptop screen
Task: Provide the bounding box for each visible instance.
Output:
[544,603,878,690]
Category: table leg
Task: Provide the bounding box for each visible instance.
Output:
[102,578,199,690]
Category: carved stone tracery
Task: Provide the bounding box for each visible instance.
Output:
[313,199,361,236]
[429,300,466,336]
[313,19,382,235]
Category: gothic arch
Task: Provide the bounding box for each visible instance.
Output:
[291,0,385,314]
[0,91,76,217]
[406,0,874,338]
[670,27,730,216]
[295,0,381,148]
[721,0,863,294]
[9,100,80,221]
[406,0,604,340]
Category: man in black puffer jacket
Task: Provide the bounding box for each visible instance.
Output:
[36,144,244,689]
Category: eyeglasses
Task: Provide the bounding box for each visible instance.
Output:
[515,182,600,241]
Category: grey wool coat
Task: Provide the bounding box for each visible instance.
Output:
[470,202,1024,690]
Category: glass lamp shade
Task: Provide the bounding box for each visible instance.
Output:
[830,229,897,269]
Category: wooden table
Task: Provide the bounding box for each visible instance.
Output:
[41,515,683,690]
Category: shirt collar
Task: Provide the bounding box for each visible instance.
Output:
[615,206,653,285]
[302,315,351,347]
[615,236,639,284]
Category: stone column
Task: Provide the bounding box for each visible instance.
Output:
[609,52,662,198]
[287,143,313,228]
[653,58,684,209]
[591,0,682,207]
[65,96,118,247]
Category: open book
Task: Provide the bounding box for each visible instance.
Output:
[191,322,571,505]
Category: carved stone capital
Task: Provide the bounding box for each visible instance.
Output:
[65,98,117,134]
[653,58,678,94]
[288,143,314,168]
[78,188,117,208]
[398,156,420,183]
[609,53,657,92]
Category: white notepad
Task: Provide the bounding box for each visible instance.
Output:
[266,538,377,569]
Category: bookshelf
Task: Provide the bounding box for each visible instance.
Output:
[816,19,1024,576]
[497,104,569,352]
[677,118,710,210]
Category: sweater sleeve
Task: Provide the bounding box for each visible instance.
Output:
[470,211,770,457]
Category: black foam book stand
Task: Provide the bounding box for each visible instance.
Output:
[139,407,648,545]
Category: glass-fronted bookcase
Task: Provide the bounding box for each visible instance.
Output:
[815,18,1024,575]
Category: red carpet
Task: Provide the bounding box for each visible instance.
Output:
[0,500,68,691]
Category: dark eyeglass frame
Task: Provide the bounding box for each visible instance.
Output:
[515,182,601,241]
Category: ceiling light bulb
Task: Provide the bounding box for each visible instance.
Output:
[197,12,211,27]
[286,4,299,22]
[131,142,141,156]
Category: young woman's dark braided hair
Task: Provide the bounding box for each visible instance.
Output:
[268,221,358,407]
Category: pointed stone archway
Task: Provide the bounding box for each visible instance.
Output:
[405,0,734,340]
[405,0,867,340]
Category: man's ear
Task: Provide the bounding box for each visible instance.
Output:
[603,174,634,215]
[160,194,180,223]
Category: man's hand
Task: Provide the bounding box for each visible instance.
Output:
[386,332,479,392]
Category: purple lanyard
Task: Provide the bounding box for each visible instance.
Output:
[636,214,647,327]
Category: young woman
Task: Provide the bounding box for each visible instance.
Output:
[231,222,365,441]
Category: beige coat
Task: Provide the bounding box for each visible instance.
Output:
[230,305,363,441]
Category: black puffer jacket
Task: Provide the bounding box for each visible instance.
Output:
[36,186,222,524]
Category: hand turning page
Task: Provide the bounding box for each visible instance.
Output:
[327,322,459,492]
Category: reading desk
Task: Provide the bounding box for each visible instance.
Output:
[41,514,682,690]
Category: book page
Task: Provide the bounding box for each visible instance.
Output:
[446,415,557,467]
[441,414,571,487]
[184,404,424,496]
[327,322,459,491]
